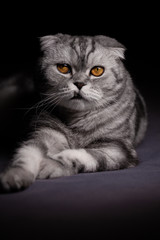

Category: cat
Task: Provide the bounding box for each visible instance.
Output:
[0,33,147,192]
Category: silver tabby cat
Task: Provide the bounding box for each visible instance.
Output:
[0,34,147,192]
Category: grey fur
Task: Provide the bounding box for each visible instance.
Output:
[0,34,147,192]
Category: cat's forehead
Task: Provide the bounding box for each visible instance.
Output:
[41,34,125,67]
[69,36,95,56]
[68,36,98,65]
[56,36,106,67]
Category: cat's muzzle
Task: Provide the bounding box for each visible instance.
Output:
[71,92,83,99]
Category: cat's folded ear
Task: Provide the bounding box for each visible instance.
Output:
[109,47,126,59]
[95,35,126,59]
[40,34,62,51]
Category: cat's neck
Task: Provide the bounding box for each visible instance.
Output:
[53,106,92,126]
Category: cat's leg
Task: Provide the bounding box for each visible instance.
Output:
[0,127,70,192]
[0,143,42,192]
[48,140,138,176]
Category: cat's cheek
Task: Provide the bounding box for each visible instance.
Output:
[67,82,79,93]
[81,86,103,102]
[80,85,93,101]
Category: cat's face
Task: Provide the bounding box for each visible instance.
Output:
[40,34,125,111]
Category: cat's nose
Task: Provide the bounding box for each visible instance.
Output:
[74,82,86,90]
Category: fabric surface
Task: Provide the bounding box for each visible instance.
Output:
[0,103,160,239]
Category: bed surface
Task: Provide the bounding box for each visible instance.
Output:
[0,101,160,239]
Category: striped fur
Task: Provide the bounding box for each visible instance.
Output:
[0,34,147,192]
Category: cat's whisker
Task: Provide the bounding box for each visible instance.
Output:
[34,93,64,110]
[34,95,66,130]
[23,100,47,116]
[48,96,66,114]
[36,91,70,115]
[41,90,71,97]
[38,97,60,114]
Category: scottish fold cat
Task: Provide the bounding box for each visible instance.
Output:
[0,34,147,191]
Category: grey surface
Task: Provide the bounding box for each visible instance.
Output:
[0,105,160,238]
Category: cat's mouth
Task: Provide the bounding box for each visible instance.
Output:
[71,92,83,100]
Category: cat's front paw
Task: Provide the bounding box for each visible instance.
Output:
[0,167,34,192]
[53,149,97,174]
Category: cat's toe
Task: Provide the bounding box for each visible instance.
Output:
[0,168,34,192]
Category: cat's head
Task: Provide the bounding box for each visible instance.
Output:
[40,33,126,111]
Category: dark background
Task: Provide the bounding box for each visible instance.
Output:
[0,4,159,151]
[0,4,160,239]
[0,4,159,83]
[0,4,159,92]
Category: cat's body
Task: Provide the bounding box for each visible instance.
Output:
[0,34,147,192]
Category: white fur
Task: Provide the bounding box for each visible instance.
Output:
[54,149,97,172]
[100,145,125,169]
[81,84,103,101]
[38,127,69,153]
[13,145,43,178]
[109,47,125,59]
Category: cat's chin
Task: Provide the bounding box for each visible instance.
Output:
[59,98,91,111]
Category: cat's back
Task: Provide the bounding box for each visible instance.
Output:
[134,88,147,146]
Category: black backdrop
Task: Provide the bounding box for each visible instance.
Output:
[0,4,160,239]
[0,3,159,151]
[0,4,159,92]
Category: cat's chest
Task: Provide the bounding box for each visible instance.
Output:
[67,110,102,132]
[66,107,130,147]
[66,109,112,147]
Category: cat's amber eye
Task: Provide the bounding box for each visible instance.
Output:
[57,63,71,74]
[90,66,104,77]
